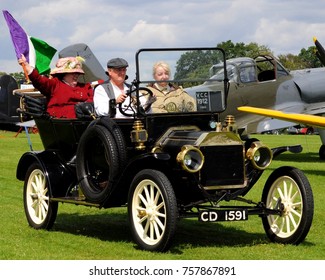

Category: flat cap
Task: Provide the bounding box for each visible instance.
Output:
[107,58,129,68]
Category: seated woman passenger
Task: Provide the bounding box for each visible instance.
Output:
[18,54,93,118]
[146,61,196,113]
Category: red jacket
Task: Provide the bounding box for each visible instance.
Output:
[29,69,93,118]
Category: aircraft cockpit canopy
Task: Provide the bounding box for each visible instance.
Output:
[209,57,257,84]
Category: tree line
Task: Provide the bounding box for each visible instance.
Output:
[218,40,322,69]
[173,40,322,83]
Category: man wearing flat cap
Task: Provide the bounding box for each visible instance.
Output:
[94,57,131,117]
[107,58,129,69]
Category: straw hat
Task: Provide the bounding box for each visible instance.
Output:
[50,56,85,75]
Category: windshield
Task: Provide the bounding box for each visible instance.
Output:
[131,48,227,116]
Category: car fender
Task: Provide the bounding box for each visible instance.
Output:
[16,150,76,197]
[127,152,171,171]
[101,152,172,207]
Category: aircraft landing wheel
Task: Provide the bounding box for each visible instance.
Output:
[319,145,325,160]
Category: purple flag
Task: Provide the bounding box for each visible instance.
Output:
[2,10,30,62]
[2,10,57,74]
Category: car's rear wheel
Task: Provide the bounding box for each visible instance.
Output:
[261,166,314,244]
[23,163,58,229]
[128,169,178,252]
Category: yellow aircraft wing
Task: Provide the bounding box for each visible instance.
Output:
[237,106,325,128]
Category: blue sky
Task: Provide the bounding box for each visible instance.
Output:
[1,0,325,79]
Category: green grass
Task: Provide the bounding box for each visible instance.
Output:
[1,130,325,260]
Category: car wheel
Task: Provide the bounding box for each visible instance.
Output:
[261,166,314,245]
[23,163,58,229]
[128,169,178,252]
[76,124,120,203]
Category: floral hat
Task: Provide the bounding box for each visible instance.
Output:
[50,56,85,75]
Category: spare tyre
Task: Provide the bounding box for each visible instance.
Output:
[76,124,119,203]
[95,117,128,172]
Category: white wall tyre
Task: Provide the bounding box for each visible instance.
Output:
[23,163,58,229]
[128,169,178,252]
[262,166,314,244]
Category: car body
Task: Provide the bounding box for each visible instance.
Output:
[15,47,314,252]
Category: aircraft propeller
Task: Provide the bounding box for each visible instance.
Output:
[313,37,325,66]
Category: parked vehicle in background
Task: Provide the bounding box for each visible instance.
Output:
[261,129,284,135]
[287,125,315,135]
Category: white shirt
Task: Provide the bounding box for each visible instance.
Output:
[94,82,133,118]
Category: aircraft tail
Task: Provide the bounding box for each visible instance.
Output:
[58,43,107,84]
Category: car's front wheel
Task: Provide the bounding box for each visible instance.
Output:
[261,166,314,245]
[23,163,58,229]
[128,169,178,252]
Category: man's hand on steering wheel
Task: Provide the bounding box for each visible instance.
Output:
[118,87,154,117]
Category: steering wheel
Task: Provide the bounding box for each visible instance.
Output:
[118,87,154,117]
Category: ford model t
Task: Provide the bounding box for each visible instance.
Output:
[15,47,314,252]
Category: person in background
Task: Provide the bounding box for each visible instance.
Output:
[146,61,196,113]
[94,57,132,118]
[18,54,93,118]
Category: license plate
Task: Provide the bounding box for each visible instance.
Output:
[199,209,248,222]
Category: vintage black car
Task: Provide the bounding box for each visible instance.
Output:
[15,47,314,252]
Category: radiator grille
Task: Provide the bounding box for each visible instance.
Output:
[200,145,245,188]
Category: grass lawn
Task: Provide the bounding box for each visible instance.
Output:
[0,130,325,260]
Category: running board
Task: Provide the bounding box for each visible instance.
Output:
[51,197,100,207]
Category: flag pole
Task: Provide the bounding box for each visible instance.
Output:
[20,61,31,83]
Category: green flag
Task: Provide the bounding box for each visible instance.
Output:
[29,36,57,75]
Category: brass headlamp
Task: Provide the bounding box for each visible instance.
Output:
[176,145,204,173]
[246,141,272,170]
